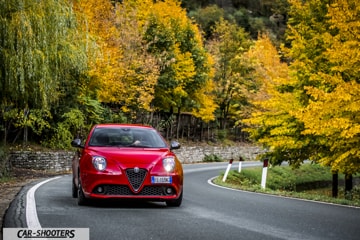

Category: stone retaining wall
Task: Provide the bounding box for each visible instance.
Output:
[10,151,74,172]
[172,144,263,163]
[9,143,263,172]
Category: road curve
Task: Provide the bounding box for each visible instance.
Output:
[4,162,360,240]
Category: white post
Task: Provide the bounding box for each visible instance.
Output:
[238,156,244,172]
[261,159,269,189]
[222,159,234,182]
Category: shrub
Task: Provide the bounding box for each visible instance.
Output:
[203,154,223,162]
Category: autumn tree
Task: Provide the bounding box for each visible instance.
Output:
[244,0,360,196]
[73,0,121,110]
[74,0,160,122]
[114,1,159,116]
[143,0,216,137]
[242,34,316,167]
[289,0,360,176]
[206,19,253,130]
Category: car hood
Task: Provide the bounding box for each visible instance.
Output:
[87,147,171,168]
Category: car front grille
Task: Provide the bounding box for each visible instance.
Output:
[125,168,147,192]
[93,185,166,196]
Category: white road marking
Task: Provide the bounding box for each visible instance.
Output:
[26,176,61,228]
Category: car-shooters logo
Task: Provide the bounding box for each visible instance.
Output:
[3,228,89,240]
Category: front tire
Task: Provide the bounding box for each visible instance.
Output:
[77,182,88,206]
[166,190,183,207]
[72,179,78,198]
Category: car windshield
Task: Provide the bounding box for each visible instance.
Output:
[88,127,168,148]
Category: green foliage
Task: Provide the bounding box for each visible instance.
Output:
[101,107,128,124]
[188,5,225,39]
[3,108,51,136]
[232,8,250,30]
[206,18,253,129]
[46,109,86,149]
[0,0,88,110]
[0,0,90,145]
[216,129,228,141]
[78,96,104,125]
[203,153,223,162]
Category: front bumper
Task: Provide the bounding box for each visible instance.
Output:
[80,169,183,201]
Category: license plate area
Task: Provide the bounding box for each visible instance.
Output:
[151,176,172,184]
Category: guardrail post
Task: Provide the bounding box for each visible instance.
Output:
[238,156,244,172]
[261,158,269,189]
[222,158,234,182]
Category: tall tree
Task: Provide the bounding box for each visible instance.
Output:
[242,34,313,167]
[114,1,159,114]
[245,0,360,180]
[206,18,253,129]
[143,0,216,129]
[74,0,159,118]
[73,0,122,105]
[291,0,360,175]
[0,0,88,143]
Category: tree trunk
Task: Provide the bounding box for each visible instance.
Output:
[345,174,353,200]
[332,172,338,198]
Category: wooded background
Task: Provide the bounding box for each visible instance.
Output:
[1,0,360,176]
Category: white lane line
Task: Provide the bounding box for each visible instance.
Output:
[26,176,61,228]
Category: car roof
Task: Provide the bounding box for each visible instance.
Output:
[93,123,153,129]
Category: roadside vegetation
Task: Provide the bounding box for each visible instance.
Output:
[203,153,224,162]
[214,164,360,207]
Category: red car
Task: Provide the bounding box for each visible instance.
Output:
[71,123,183,207]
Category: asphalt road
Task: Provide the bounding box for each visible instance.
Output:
[4,162,360,240]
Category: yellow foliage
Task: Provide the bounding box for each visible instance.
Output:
[287,0,360,174]
[243,34,296,126]
[74,0,159,111]
[191,79,218,122]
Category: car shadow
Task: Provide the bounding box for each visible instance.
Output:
[81,198,168,209]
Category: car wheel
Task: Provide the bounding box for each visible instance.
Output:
[72,179,78,198]
[77,182,88,206]
[166,190,183,207]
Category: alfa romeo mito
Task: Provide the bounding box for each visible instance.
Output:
[71,124,183,207]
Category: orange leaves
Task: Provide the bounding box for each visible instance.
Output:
[73,0,159,111]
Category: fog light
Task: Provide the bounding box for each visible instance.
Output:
[166,187,173,195]
[97,186,104,193]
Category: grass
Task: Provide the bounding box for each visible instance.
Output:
[214,163,360,207]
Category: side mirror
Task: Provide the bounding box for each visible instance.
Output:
[170,141,180,150]
[71,138,84,148]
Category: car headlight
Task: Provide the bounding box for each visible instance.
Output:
[163,157,175,172]
[92,156,107,171]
